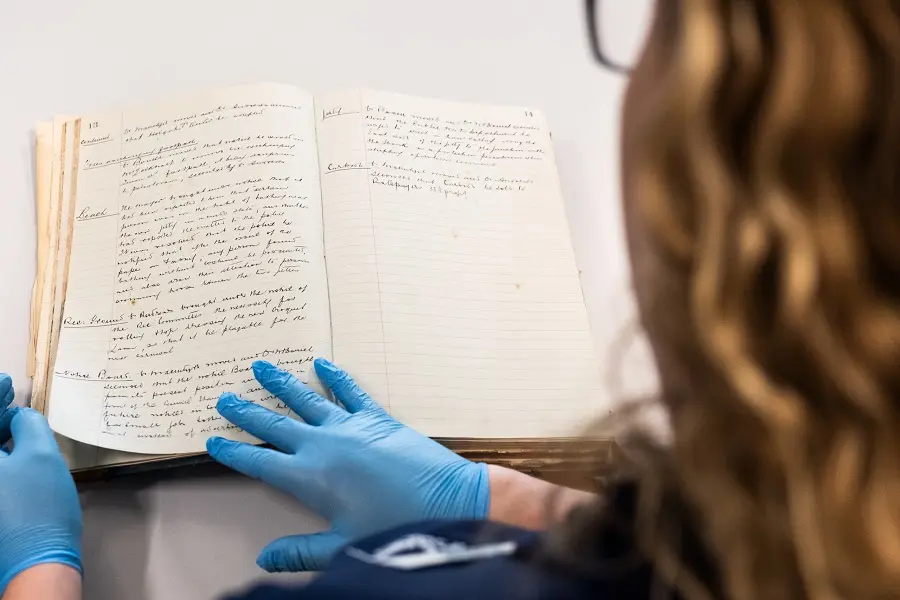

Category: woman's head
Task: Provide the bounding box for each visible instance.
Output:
[611,0,900,597]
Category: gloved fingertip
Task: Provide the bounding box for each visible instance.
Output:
[313,358,341,383]
[15,407,44,424]
[262,532,345,572]
[256,544,318,573]
[255,550,277,572]
[254,361,297,397]
[313,357,338,374]
[216,392,239,412]
[206,436,224,453]
[7,408,57,452]
[252,360,277,378]
[256,536,296,572]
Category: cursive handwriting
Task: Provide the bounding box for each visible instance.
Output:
[346,99,545,199]
[54,86,329,449]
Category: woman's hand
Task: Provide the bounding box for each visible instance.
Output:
[206,359,490,572]
[0,375,82,595]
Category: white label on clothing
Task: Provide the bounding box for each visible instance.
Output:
[345,533,518,570]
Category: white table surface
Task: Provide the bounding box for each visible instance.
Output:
[0,1,655,598]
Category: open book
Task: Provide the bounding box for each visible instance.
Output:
[29,83,603,473]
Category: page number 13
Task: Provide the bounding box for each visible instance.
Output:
[88,121,99,129]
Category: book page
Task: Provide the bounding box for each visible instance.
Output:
[48,84,331,454]
[315,90,602,438]
[27,121,53,378]
[29,122,157,471]
[33,117,78,413]
[31,124,163,469]
[46,120,82,407]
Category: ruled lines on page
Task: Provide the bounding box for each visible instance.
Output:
[316,90,603,438]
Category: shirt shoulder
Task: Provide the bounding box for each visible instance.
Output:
[223,514,663,600]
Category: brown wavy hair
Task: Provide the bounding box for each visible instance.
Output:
[561,1,900,599]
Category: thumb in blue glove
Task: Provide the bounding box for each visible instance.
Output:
[0,376,82,593]
[207,358,489,572]
[256,531,346,573]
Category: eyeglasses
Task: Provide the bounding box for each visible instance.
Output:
[585,0,655,74]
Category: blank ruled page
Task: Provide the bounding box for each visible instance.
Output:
[316,90,603,438]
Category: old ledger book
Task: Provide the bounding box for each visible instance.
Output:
[29,83,603,474]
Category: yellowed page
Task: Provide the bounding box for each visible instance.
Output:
[27,122,54,378]
[47,84,332,454]
[32,117,77,413]
[28,122,137,470]
[44,120,82,411]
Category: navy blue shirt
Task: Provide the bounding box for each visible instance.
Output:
[223,483,708,600]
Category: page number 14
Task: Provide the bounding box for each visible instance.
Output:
[524,111,534,117]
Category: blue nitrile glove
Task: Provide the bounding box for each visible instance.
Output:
[0,377,11,410]
[0,375,82,593]
[207,358,490,572]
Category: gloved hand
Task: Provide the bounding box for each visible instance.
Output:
[0,375,82,594]
[207,358,489,572]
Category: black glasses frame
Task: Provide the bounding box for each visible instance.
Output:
[585,0,633,74]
